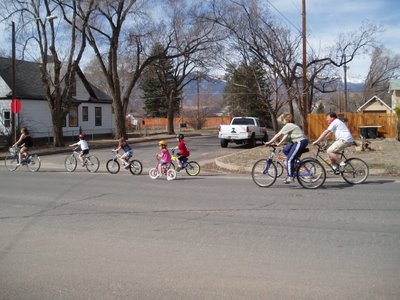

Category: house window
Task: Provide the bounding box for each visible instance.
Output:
[95,107,102,126]
[82,106,88,122]
[68,106,79,127]
[3,111,11,128]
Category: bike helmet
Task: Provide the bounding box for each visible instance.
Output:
[159,140,167,147]
[176,134,184,140]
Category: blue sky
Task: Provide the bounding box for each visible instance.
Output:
[267,0,400,82]
[2,0,398,83]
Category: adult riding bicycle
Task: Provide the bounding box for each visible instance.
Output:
[170,149,200,176]
[149,156,177,181]
[64,147,100,173]
[310,142,369,184]
[106,151,143,175]
[251,144,326,189]
[5,146,41,172]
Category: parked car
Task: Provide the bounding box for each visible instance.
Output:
[218,117,268,148]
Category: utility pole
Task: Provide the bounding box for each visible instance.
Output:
[11,21,16,144]
[302,0,308,129]
[343,62,348,112]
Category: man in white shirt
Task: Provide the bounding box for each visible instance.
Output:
[313,112,354,172]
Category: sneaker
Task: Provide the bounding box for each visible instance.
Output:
[283,177,294,184]
[332,165,340,174]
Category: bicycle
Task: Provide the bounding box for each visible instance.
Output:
[64,148,100,173]
[310,142,369,184]
[170,149,201,176]
[251,144,326,189]
[5,146,41,172]
[106,151,143,175]
[148,157,177,181]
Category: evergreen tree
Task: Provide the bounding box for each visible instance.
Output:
[142,44,179,119]
[223,60,271,125]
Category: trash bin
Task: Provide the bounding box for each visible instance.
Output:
[360,128,368,138]
[368,127,377,139]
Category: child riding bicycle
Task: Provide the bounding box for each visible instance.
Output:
[174,134,190,170]
[69,133,89,166]
[112,137,133,169]
[156,140,172,175]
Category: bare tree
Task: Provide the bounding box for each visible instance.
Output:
[363,47,400,100]
[1,0,95,146]
[82,0,219,138]
[208,0,380,130]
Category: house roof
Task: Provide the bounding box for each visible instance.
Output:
[356,95,392,112]
[389,79,400,91]
[0,56,112,103]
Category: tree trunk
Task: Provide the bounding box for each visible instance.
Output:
[52,113,65,147]
[114,109,126,139]
[167,110,175,134]
[270,111,279,133]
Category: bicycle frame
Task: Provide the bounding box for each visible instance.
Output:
[312,144,348,172]
[252,144,326,189]
[5,146,41,172]
[106,151,142,175]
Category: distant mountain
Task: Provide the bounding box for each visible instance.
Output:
[182,75,365,105]
[347,82,364,93]
[183,75,226,106]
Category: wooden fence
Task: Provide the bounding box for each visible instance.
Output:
[127,116,231,130]
[127,113,398,139]
[307,113,398,139]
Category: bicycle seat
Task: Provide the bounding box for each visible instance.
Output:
[301,148,310,154]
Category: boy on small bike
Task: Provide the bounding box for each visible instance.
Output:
[69,133,89,166]
[174,134,190,170]
[112,137,133,169]
[157,140,172,175]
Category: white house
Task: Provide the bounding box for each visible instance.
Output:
[0,57,114,139]
[356,96,393,113]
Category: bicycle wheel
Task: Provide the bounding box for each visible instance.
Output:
[27,154,41,172]
[251,159,278,188]
[106,159,120,174]
[65,154,77,172]
[129,160,143,175]
[296,158,326,189]
[5,155,19,171]
[166,169,177,181]
[185,161,200,176]
[85,155,100,173]
[276,161,285,177]
[341,158,369,184]
[149,167,159,179]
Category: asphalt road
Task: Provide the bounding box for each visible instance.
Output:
[1,136,399,299]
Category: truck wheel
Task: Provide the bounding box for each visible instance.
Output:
[249,134,256,148]
[220,139,228,148]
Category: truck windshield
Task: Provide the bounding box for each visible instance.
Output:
[231,118,255,125]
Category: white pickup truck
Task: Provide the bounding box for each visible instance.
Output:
[218,117,268,148]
